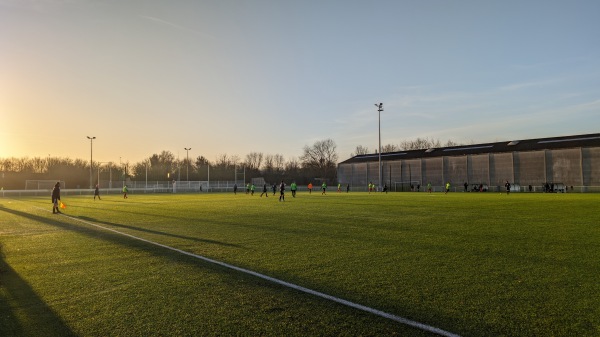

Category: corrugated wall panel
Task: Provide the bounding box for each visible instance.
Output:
[550,149,581,186]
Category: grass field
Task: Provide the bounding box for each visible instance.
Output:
[1,191,599,336]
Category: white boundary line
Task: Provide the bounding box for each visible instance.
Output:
[32,206,461,337]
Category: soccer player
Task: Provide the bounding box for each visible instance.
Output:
[290,181,297,197]
[321,182,327,195]
[427,182,432,193]
[250,184,256,196]
[307,182,313,194]
[337,183,341,192]
[94,184,101,200]
[52,182,61,214]
[123,185,128,199]
[505,180,511,194]
[279,180,286,201]
[445,182,451,194]
[260,183,268,197]
[233,184,238,195]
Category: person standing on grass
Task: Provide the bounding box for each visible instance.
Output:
[279,180,286,201]
[505,180,511,194]
[308,182,313,194]
[123,185,128,199]
[346,184,350,193]
[94,184,101,200]
[321,181,327,195]
[427,182,432,193]
[272,183,277,196]
[260,183,269,197]
[445,182,451,194]
[250,183,256,196]
[290,181,297,197]
[52,182,61,214]
[246,183,250,194]
[233,183,238,195]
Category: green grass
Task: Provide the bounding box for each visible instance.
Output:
[1,191,599,336]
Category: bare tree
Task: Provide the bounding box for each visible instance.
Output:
[215,153,232,169]
[230,155,241,168]
[444,140,461,147]
[274,154,285,172]
[381,144,400,153]
[399,137,441,150]
[195,155,210,167]
[285,157,301,171]
[351,145,370,157]
[244,152,264,171]
[263,154,275,172]
[300,139,338,181]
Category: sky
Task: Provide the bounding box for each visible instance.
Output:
[2,0,599,165]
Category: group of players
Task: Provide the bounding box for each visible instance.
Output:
[235,181,332,201]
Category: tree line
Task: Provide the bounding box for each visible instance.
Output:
[0,139,339,190]
[351,137,463,156]
[0,137,462,190]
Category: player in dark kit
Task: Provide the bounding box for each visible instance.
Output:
[260,183,269,197]
[94,184,101,200]
[279,181,286,202]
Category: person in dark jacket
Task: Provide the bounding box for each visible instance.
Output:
[279,181,286,202]
[94,184,101,200]
[52,182,61,214]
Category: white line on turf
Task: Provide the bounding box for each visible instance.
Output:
[39,207,461,337]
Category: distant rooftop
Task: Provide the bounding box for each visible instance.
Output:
[340,133,600,164]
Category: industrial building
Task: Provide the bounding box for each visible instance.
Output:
[337,133,600,192]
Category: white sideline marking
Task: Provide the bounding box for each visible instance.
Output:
[43,208,461,337]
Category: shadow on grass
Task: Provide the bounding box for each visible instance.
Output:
[0,204,463,337]
[0,244,77,336]
[76,215,243,248]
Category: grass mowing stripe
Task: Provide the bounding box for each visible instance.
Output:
[30,203,461,337]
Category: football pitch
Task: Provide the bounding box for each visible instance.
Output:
[1,191,599,336]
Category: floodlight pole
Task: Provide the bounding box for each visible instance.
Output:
[87,136,96,189]
[184,147,191,181]
[375,103,383,191]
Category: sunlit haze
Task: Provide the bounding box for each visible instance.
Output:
[2,0,599,165]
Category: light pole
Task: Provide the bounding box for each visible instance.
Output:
[87,136,96,189]
[374,103,383,191]
[184,147,191,181]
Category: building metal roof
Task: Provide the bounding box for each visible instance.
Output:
[339,133,600,164]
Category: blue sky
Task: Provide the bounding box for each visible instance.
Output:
[2,0,599,165]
